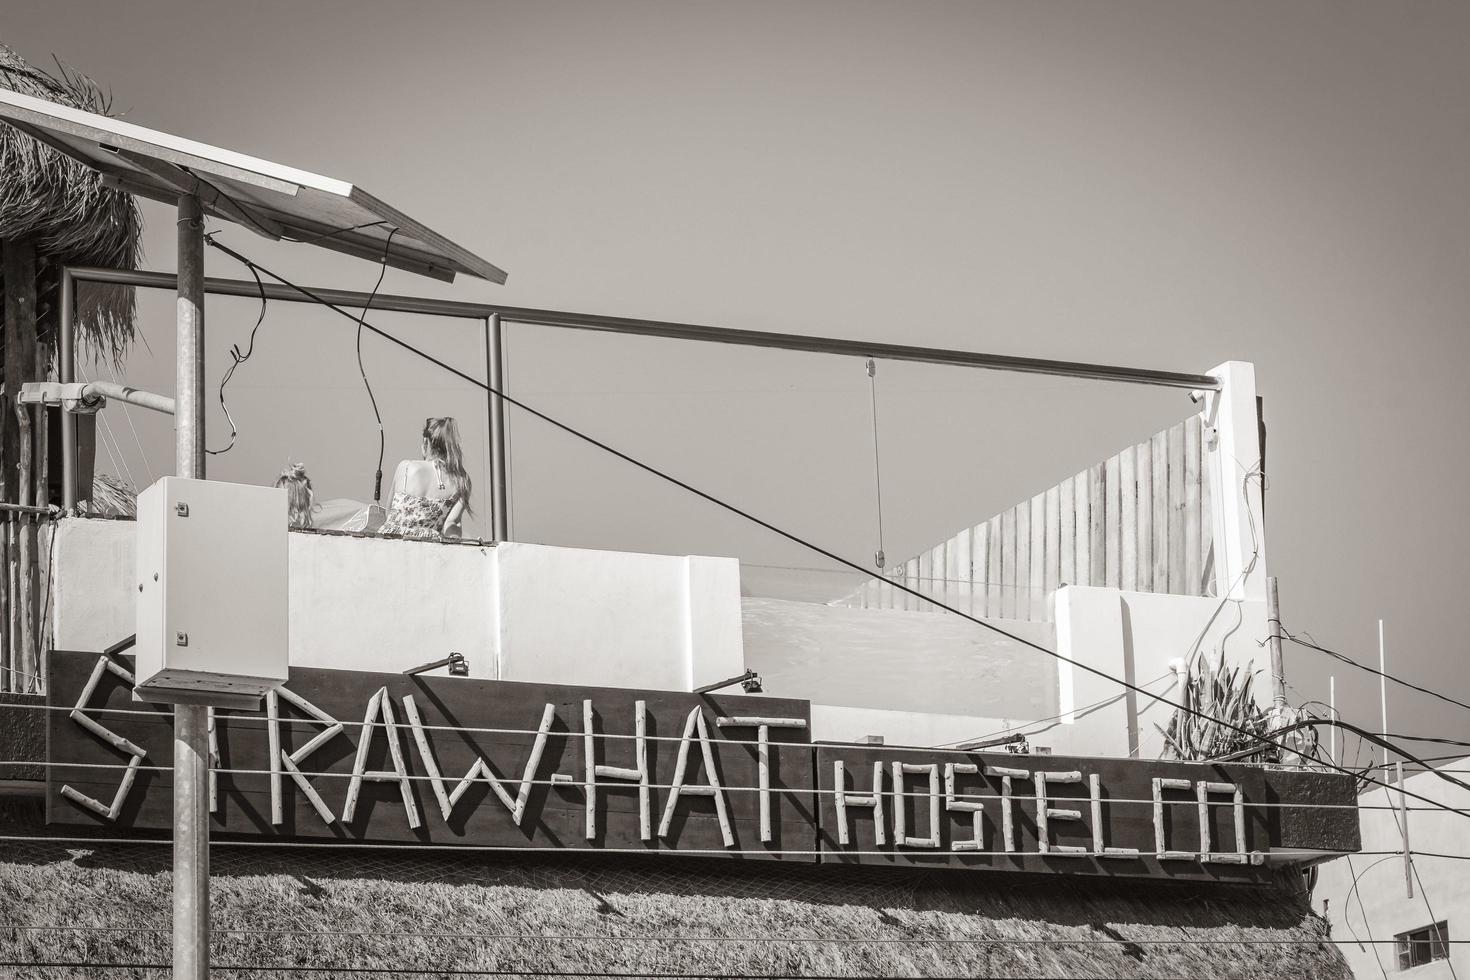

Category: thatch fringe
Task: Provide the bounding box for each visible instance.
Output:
[0,42,141,365]
[83,473,136,518]
[0,804,1349,980]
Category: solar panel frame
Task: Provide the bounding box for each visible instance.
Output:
[0,88,506,284]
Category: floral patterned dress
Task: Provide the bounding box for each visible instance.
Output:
[378,491,453,539]
[379,460,456,539]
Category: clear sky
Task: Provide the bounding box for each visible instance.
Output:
[6,1,1469,756]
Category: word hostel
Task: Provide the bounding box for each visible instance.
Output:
[47,652,1356,882]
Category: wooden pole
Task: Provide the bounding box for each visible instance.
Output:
[0,517,9,692]
[4,239,38,694]
[173,193,210,980]
[14,398,33,692]
[34,336,49,682]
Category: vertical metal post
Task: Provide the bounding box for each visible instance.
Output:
[1266,576,1286,712]
[1396,760,1413,900]
[173,193,210,980]
[58,268,77,512]
[1379,618,1389,772]
[1328,675,1336,765]
[486,314,509,543]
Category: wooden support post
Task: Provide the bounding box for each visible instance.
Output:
[3,239,38,693]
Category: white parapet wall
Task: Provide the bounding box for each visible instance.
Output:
[1055,584,1268,758]
[47,518,744,691]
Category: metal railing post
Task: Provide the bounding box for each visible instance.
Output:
[486,314,509,543]
[58,268,77,512]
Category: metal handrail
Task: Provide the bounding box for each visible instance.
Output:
[57,263,1225,530]
[64,265,1222,390]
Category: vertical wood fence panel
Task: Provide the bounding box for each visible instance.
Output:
[838,411,1216,622]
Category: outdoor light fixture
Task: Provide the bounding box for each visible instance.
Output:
[404,652,469,677]
[694,669,763,695]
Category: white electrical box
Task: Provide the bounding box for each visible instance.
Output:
[135,477,289,698]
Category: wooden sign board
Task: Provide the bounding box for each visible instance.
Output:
[47,652,816,859]
[815,742,1359,882]
[44,651,1359,881]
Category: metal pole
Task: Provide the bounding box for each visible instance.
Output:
[58,268,77,512]
[177,198,206,479]
[64,265,1224,391]
[1329,675,1336,765]
[486,313,509,543]
[1266,576,1287,712]
[1396,760,1413,900]
[1379,618,1389,772]
[173,193,210,980]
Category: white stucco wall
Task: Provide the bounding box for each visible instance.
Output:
[1315,761,1468,980]
[742,597,1057,720]
[810,704,1009,748]
[1056,585,1268,758]
[493,542,744,691]
[48,517,743,691]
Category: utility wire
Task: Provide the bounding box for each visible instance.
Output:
[1284,628,1470,716]
[196,236,1470,824]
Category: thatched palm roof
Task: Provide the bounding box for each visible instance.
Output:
[0,42,140,363]
[0,798,1348,979]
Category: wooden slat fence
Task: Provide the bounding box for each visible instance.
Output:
[838,413,1216,622]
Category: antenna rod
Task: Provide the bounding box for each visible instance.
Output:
[1379,618,1389,771]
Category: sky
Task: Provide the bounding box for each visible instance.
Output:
[6,1,1469,756]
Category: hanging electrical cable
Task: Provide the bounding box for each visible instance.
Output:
[865,357,886,570]
[357,227,399,504]
[205,258,269,456]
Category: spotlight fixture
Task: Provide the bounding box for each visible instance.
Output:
[404,652,469,677]
[694,669,763,695]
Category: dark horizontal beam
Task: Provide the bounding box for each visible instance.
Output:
[67,265,1221,390]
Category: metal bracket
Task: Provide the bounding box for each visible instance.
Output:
[17,381,103,414]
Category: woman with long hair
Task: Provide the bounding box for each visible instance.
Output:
[378,417,473,540]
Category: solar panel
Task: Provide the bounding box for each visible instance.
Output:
[0,88,506,284]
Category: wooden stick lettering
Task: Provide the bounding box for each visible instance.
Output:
[271,685,345,825]
[657,706,734,846]
[343,687,421,830]
[60,655,147,821]
[944,763,984,852]
[832,760,886,846]
[1090,773,1139,859]
[580,699,651,841]
[891,762,941,848]
[716,715,807,843]
[984,764,1028,852]
[1152,777,1195,860]
[404,695,555,826]
[1033,770,1087,855]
